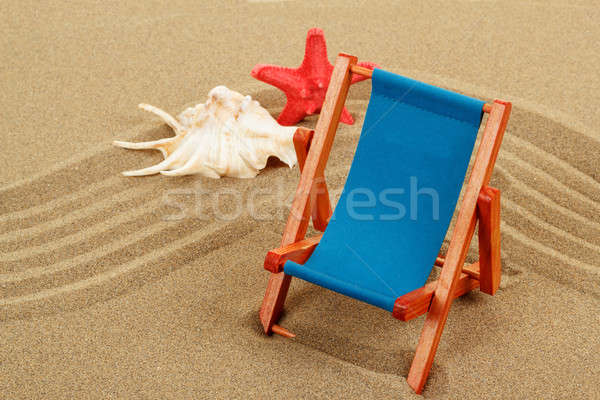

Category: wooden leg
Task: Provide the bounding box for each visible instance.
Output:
[260,196,311,334]
[406,210,478,394]
[406,102,511,394]
[406,186,500,392]
[260,129,312,334]
[260,272,292,334]
[477,186,501,295]
[259,54,357,335]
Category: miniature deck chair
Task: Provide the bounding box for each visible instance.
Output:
[259,53,511,394]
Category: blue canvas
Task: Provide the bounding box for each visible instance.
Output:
[284,68,485,312]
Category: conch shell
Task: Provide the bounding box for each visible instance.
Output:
[113,86,298,178]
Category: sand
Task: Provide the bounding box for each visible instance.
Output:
[1,0,599,398]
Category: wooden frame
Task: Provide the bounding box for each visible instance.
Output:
[259,53,511,395]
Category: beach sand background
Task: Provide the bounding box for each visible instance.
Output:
[1,1,599,398]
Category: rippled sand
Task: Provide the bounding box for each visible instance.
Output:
[1,1,599,398]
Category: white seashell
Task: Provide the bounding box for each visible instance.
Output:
[113,86,298,179]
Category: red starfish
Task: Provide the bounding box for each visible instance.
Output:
[251,27,378,126]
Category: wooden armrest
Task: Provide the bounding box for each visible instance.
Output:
[392,262,480,321]
[264,235,322,273]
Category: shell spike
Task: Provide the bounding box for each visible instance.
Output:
[138,103,184,134]
[121,162,169,176]
[113,136,183,158]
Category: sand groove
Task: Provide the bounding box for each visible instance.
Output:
[499,150,600,216]
[0,176,121,220]
[0,183,158,244]
[1,197,164,261]
[0,151,137,214]
[501,222,599,276]
[503,198,600,254]
[0,219,233,306]
[501,202,600,266]
[0,164,293,313]
[0,212,169,283]
[505,135,600,195]
[495,165,600,232]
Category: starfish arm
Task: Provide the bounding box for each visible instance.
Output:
[277,100,308,126]
[251,64,305,93]
[299,27,333,77]
[339,106,355,125]
[351,61,380,84]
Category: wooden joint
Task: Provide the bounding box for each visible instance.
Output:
[392,270,480,321]
[435,258,481,281]
[264,235,322,273]
[264,253,284,273]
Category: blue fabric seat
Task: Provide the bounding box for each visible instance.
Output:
[284,69,485,312]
